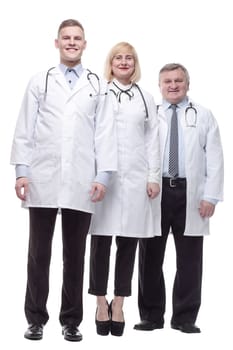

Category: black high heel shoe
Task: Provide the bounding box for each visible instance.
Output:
[109,300,125,336]
[95,304,111,336]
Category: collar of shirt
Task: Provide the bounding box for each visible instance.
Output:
[59,63,84,77]
[112,78,133,91]
[162,97,189,111]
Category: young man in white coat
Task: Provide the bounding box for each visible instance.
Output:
[10,19,117,342]
[134,63,224,333]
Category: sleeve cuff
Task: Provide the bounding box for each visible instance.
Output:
[147,169,160,183]
[203,197,218,205]
[94,171,112,187]
[15,164,29,178]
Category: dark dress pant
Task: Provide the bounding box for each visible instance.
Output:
[89,235,138,296]
[25,207,91,326]
[138,178,203,325]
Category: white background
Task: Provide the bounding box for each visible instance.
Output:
[0,0,232,349]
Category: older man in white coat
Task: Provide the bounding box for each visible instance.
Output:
[134,63,224,333]
[10,19,117,342]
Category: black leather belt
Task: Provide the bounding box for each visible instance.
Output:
[163,177,186,188]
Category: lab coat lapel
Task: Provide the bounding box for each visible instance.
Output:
[70,70,89,96]
[50,66,70,93]
[49,67,90,98]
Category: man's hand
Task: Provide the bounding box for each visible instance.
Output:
[147,182,160,199]
[90,183,106,202]
[199,200,215,218]
[15,177,29,200]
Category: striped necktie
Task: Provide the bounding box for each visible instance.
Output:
[169,104,179,177]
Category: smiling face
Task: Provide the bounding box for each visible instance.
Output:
[159,68,189,104]
[111,49,135,85]
[55,25,86,67]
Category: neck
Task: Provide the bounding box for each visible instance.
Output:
[61,60,81,68]
[114,77,132,86]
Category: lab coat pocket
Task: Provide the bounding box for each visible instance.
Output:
[29,147,58,183]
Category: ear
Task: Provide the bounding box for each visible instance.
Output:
[54,39,59,49]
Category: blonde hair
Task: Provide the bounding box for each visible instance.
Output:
[104,42,141,83]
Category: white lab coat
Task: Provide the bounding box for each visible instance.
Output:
[90,82,161,238]
[10,66,117,213]
[158,99,224,236]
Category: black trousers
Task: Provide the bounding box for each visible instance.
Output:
[25,207,91,326]
[138,178,203,325]
[89,235,138,296]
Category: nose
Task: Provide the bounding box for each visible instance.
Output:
[169,81,178,89]
[170,80,176,86]
[68,38,75,45]
[120,58,127,65]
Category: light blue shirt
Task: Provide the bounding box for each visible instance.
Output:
[59,63,83,89]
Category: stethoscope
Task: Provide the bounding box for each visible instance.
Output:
[109,82,149,121]
[157,102,198,127]
[44,67,106,99]
[185,102,197,127]
[87,69,108,97]
[44,67,55,99]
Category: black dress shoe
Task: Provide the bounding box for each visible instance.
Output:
[171,323,201,333]
[95,306,111,336]
[24,324,43,340]
[134,320,164,331]
[109,300,125,336]
[62,325,82,341]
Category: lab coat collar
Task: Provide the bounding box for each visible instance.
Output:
[50,66,90,95]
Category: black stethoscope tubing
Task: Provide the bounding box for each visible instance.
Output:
[157,102,198,127]
[44,68,149,121]
[44,67,104,99]
[44,67,55,98]
[109,82,149,121]
[184,102,197,127]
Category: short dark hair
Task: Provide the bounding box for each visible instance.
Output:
[57,19,84,36]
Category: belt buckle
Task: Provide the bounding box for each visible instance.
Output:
[169,178,176,187]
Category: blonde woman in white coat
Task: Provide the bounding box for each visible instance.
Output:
[10,19,117,342]
[88,42,161,336]
[134,63,224,334]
